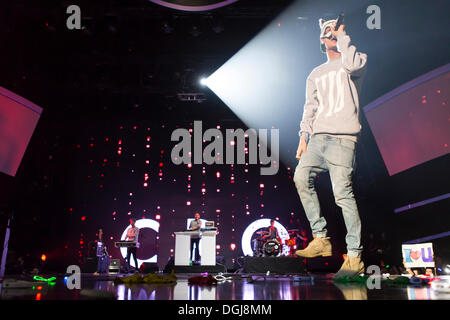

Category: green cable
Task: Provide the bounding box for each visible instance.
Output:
[33,275,57,283]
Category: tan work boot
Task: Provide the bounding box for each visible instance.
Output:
[295,236,332,258]
[333,256,365,279]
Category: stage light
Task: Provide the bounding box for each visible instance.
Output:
[41,254,47,262]
[200,77,209,86]
[204,0,319,169]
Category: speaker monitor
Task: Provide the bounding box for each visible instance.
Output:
[109,259,121,274]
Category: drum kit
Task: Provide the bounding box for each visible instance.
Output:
[252,229,300,257]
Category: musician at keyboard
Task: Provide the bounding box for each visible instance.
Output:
[188,212,202,265]
[125,218,139,272]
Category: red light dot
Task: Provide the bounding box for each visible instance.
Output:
[41,254,47,261]
[81,216,86,221]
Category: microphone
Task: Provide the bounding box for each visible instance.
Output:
[335,13,344,30]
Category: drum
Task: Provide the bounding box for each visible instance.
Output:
[252,237,265,257]
[263,240,281,257]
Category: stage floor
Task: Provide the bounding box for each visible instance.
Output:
[1,273,449,300]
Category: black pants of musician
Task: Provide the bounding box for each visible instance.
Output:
[190,238,200,262]
[126,247,138,272]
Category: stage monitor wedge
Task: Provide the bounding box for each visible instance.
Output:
[0,86,42,177]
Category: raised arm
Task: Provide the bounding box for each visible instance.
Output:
[334,25,367,77]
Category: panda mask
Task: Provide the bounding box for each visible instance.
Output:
[319,18,337,53]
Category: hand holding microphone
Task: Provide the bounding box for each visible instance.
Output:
[331,13,345,38]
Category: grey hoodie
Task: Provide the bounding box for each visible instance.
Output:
[299,31,367,143]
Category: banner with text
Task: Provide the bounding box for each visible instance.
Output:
[402,243,435,268]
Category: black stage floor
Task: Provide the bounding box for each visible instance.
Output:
[1,272,449,300]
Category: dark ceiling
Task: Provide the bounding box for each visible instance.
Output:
[0,0,294,119]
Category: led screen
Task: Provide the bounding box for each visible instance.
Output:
[0,87,42,177]
[364,64,450,176]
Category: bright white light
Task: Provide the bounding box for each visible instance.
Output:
[205,0,314,169]
[241,218,290,256]
[200,77,209,86]
[120,219,160,267]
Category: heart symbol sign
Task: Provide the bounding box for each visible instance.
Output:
[410,251,421,261]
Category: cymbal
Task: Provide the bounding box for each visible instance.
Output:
[288,229,299,232]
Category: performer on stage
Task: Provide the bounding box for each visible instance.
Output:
[188,212,202,265]
[263,219,280,242]
[93,228,109,275]
[125,218,139,273]
[293,18,367,279]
